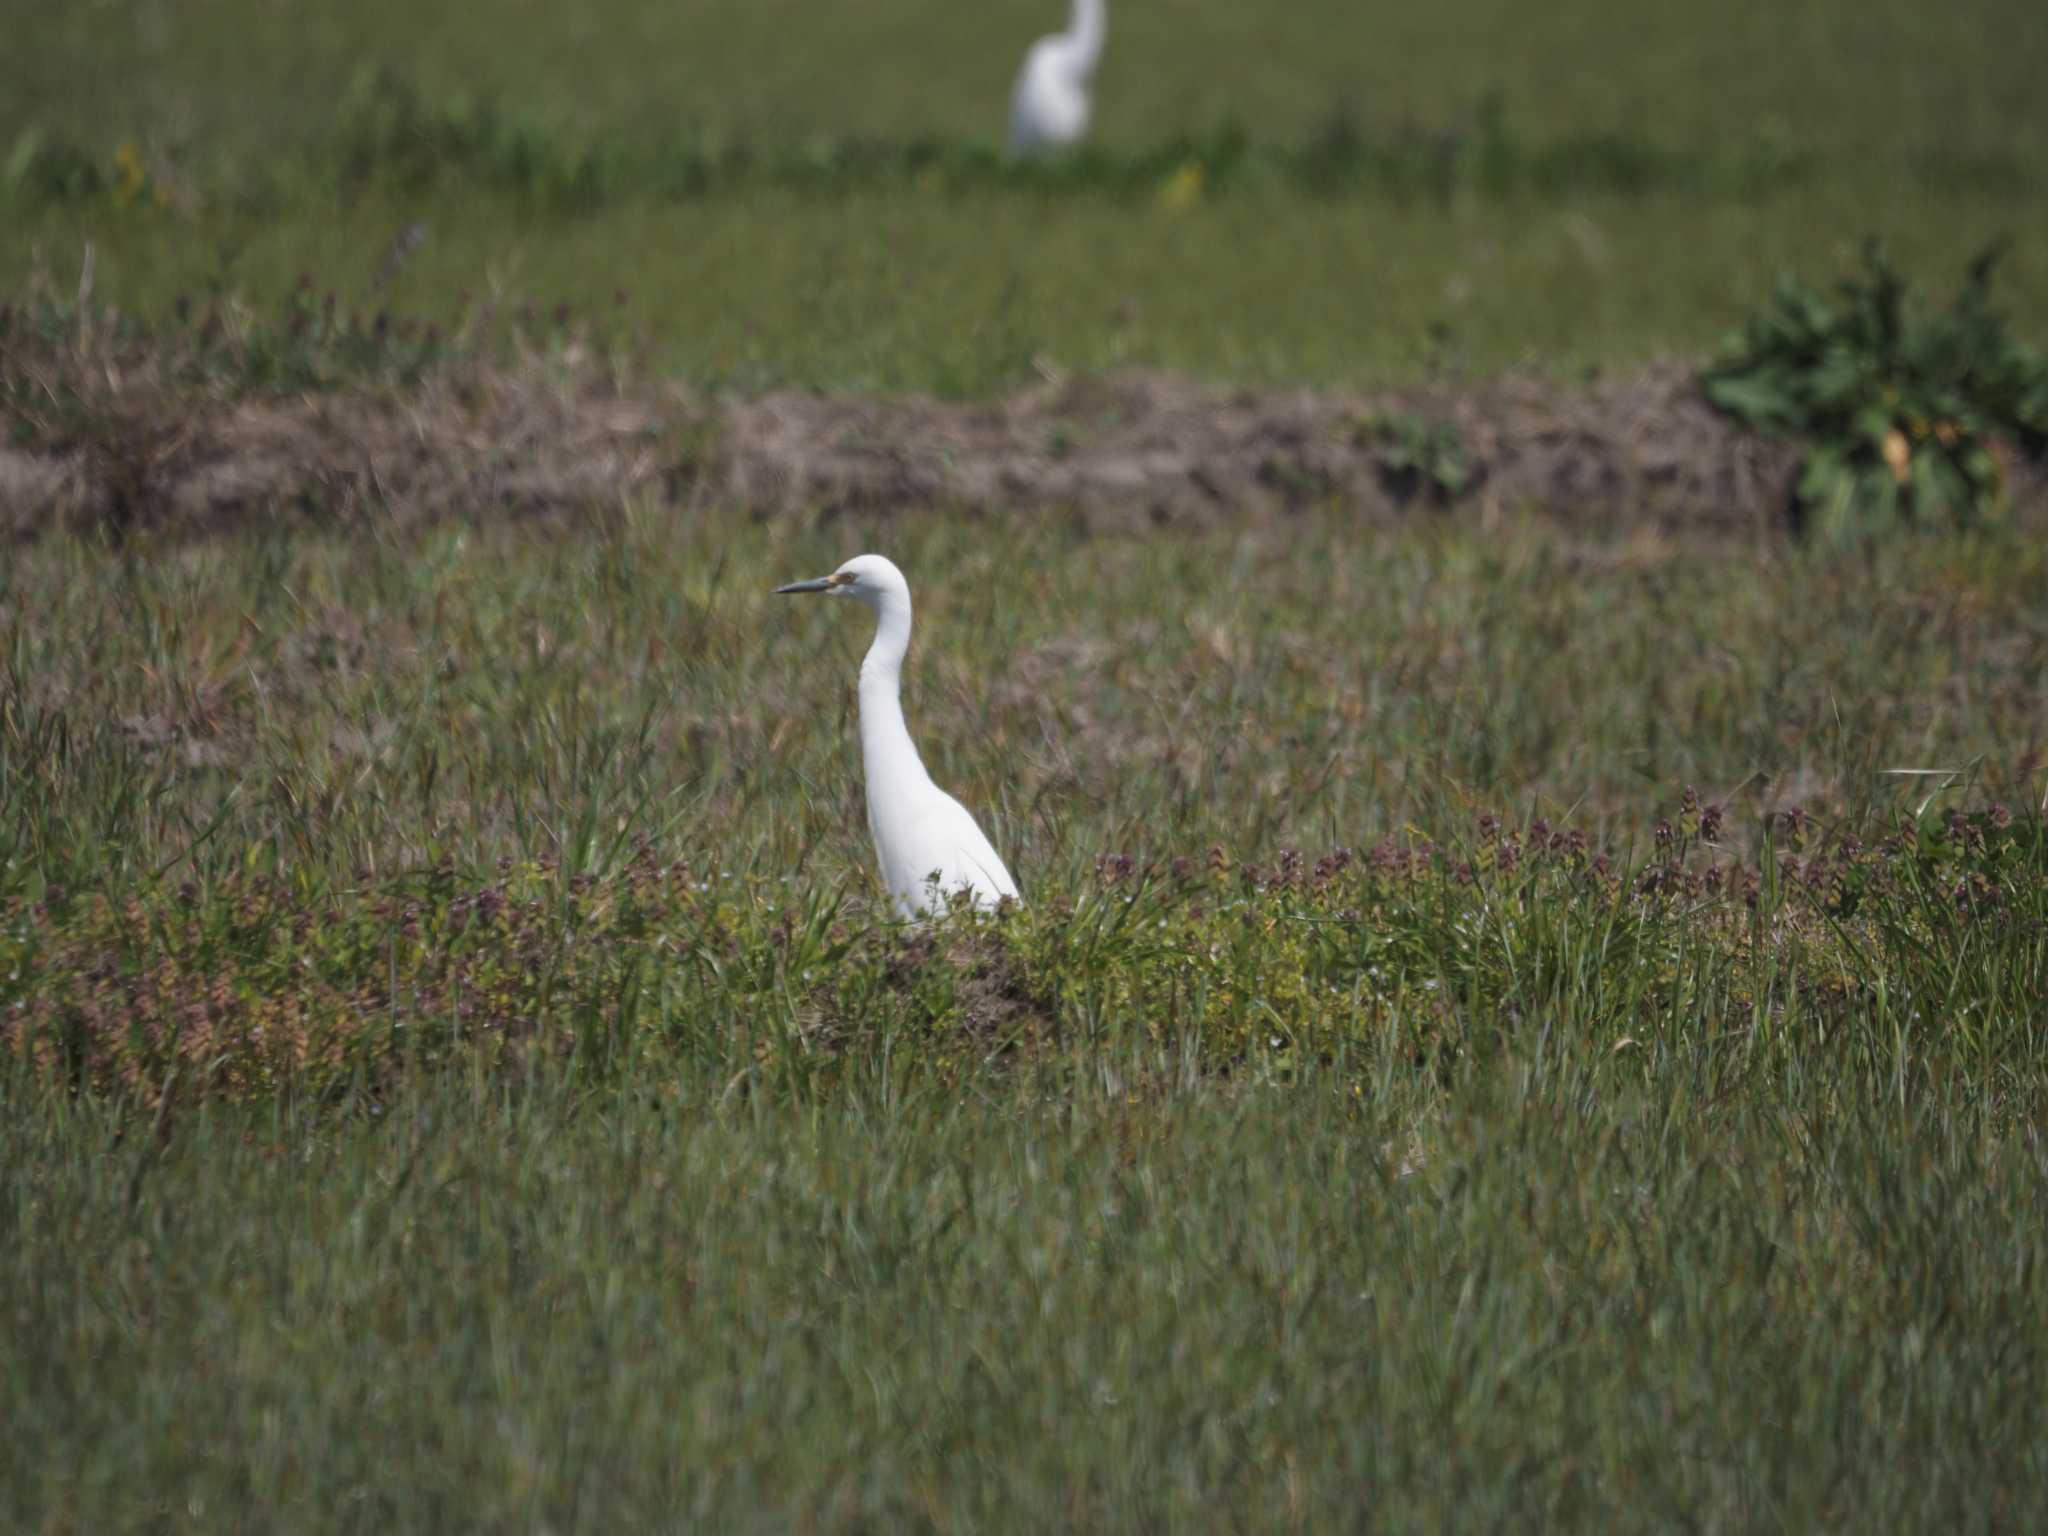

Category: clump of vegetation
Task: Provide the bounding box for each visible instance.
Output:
[1356,409,1472,503]
[1703,242,2048,540]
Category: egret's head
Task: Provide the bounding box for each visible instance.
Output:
[774,553,907,607]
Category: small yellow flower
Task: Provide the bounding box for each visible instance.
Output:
[113,141,147,205]
[1157,161,1204,210]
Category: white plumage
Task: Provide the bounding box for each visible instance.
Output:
[775,554,1020,919]
[1009,0,1107,155]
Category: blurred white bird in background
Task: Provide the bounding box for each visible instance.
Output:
[775,555,1020,918]
[1009,0,1107,155]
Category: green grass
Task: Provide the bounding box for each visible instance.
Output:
[5,503,2047,1093]
[5,0,2046,393]
[7,4,2048,1521]
[15,181,2046,395]
[5,504,2048,1526]
[6,508,2046,896]
[9,0,2046,162]
[6,1068,2046,1530]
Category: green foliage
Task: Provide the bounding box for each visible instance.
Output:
[1358,409,1472,502]
[1703,242,2048,539]
[1,72,1821,216]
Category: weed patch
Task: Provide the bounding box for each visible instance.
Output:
[1705,243,2048,539]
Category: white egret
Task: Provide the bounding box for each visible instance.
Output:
[1009,0,1107,155]
[775,555,1020,919]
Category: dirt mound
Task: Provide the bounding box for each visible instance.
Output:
[1,368,673,540]
[4,354,2039,539]
[723,363,1807,531]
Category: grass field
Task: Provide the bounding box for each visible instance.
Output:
[7,2,2048,1528]
[19,182,2047,396]
[11,0,2047,161]
[5,0,2047,391]
[8,1069,2046,1529]
[5,509,2048,1526]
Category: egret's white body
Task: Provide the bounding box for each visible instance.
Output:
[776,555,1019,919]
[1009,0,1107,155]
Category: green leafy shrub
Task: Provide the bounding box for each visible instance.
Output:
[1357,410,1472,503]
[1702,242,2048,539]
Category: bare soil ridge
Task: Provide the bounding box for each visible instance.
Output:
[6,358,2042,538]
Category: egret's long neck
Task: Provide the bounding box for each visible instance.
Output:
[1065,0,1106,72]
[857,590,932,791]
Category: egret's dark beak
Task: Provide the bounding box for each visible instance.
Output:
[774,577,833,595]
